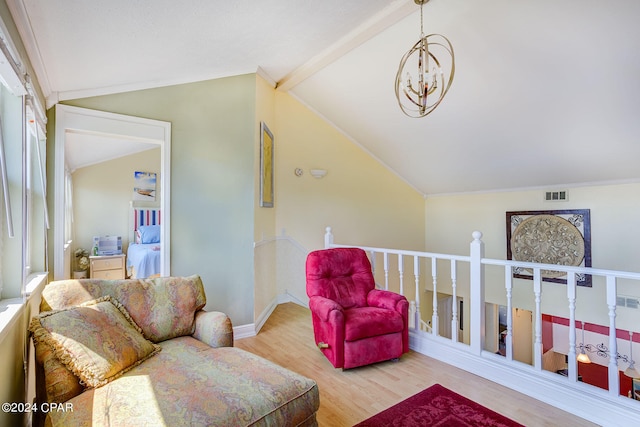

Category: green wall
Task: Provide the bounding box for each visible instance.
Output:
[56,75,257,325]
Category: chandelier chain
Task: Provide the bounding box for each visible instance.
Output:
[420,2,423,36]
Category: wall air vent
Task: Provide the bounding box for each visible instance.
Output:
[617,295,639,310]
[544,190,568,202]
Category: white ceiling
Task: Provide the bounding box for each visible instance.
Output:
[8,0,640,195]
[64,131,158,172]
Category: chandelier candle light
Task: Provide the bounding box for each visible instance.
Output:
[577,321,591,364]
[624,331,640,379]
[395,0,455,118]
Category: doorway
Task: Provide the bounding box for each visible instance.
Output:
[438,295,463,341]
[485,303,533,364]
[54,105,171,280]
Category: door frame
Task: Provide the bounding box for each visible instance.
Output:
[54,104,171,279]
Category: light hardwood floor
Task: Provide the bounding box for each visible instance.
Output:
[234,303,597,427]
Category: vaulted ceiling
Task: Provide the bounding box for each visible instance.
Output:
[8,0,640,195]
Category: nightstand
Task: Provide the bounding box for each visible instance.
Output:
[89,254,126,279]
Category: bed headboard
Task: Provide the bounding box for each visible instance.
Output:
[133,208,161,230]
[129,204,161,243]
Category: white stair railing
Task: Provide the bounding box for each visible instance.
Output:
[323,226,640,426]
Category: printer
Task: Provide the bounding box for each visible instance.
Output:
[92,236,123,256]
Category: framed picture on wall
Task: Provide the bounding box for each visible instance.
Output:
[506,209,592,287]
[259,122,274,208]
[133,171,157,201]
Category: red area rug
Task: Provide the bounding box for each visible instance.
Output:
[353,383,524,427]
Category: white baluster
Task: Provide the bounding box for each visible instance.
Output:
[370,250,376,281]
[324,226,333,248]
[414,256,420,332]
[398,254,404,295]
[533,268,543,370]
[469,231,485,355]
[566,272,578,381]
[451,260,458,343]
[409,300,416,329]
[383,252,389,290]
[431,258,438,336]
[607,276,619,396]
[505,266,513,361]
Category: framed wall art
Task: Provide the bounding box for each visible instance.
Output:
[259,122,274,208]
[133,171,157,201]
[506,209,592,287]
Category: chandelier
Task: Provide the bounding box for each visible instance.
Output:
[395,0,455,118]
[577,323,640,379]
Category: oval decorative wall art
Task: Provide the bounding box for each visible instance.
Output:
[510,214,585,278]
[506,209,592,287]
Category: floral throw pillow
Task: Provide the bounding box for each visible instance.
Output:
[29,296,161,388]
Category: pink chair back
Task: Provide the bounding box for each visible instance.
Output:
[306,248,375,309]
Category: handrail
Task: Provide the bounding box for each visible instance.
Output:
[327,242,471,263]
[482,257,640,281]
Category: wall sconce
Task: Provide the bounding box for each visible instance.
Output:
[309,169,327,179]
[577,323,640,378]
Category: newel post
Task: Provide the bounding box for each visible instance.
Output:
[470,231,485,355]
[324,227,334,249]
[606,276,619,396]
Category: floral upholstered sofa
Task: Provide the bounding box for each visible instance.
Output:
[29,275,319,427]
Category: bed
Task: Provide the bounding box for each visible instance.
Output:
[127,206,161,278]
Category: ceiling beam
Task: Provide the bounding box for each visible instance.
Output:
[276,0,416,92]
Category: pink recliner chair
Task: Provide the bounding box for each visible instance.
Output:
[305,247,409,369]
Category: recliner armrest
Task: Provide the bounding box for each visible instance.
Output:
[367,289,408,312]
[192,310,234,348]
[309,296,344,321]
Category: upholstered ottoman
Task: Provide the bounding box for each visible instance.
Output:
[44,337,319,426]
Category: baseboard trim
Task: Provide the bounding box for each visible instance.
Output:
[235,293,309,339]
[233,323,257,340]
[255,298,278,334]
